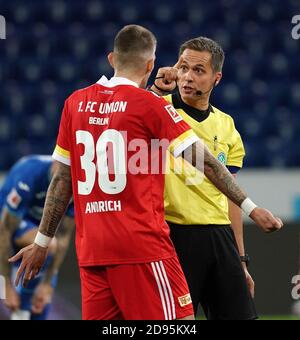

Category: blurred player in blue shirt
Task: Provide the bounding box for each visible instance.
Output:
[0,155,75,320]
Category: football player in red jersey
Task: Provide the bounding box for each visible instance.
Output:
[10,25,283,320]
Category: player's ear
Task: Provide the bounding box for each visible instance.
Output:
[146,58,155,74]
[214,72,222,86]
[107,52,114,68]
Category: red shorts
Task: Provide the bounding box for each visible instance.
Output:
[79,256,194,320]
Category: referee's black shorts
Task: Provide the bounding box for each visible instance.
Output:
[168,222,258,320]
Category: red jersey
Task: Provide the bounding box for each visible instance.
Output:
[53,76,199,266]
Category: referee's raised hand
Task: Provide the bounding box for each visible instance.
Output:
[249,208,283,233]
[150,57,184,94]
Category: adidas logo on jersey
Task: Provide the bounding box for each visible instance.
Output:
[98,90,114,95]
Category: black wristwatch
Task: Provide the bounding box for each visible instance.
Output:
[240,254,250,267]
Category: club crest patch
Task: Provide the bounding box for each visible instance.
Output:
[217,152,227,165]
[7,188,22,209]
[178,293,192,307]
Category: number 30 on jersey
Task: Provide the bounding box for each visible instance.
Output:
[76,129,127,195]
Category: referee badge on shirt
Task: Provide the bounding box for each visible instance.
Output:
[178,293,192,307]
[217,152,227,165]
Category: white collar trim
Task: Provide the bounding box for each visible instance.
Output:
[96,76,139,88]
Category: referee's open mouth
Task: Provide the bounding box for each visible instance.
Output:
[182,86,195,95]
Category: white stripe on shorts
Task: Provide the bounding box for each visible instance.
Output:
[151,262,169,320]
[151,261,176,320]
[159,261,176,319]
[155,262,172,320]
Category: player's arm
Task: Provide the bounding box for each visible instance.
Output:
[41,215,75,285]
[228,187,245,256]
[9,162,73,287]
[38,162,73,239]
[0,209,20,278]
[31,215,75,314]
[182,141,283,233]
[0,208,21,310]
[228,174,255,298]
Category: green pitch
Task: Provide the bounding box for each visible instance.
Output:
[259,315,300,320]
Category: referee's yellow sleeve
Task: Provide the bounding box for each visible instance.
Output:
[226,129,245,168]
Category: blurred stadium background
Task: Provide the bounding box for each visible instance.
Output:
[0,0,300,320]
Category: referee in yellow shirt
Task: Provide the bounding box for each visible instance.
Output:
[151,37,257,320]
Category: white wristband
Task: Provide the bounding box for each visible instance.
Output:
[34,232,52,248]
[241,198,257,216]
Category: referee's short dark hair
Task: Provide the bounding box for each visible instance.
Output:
[114,25,157,70]
[179,37,225,73]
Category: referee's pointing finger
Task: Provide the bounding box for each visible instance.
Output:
[174,56,184,69]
